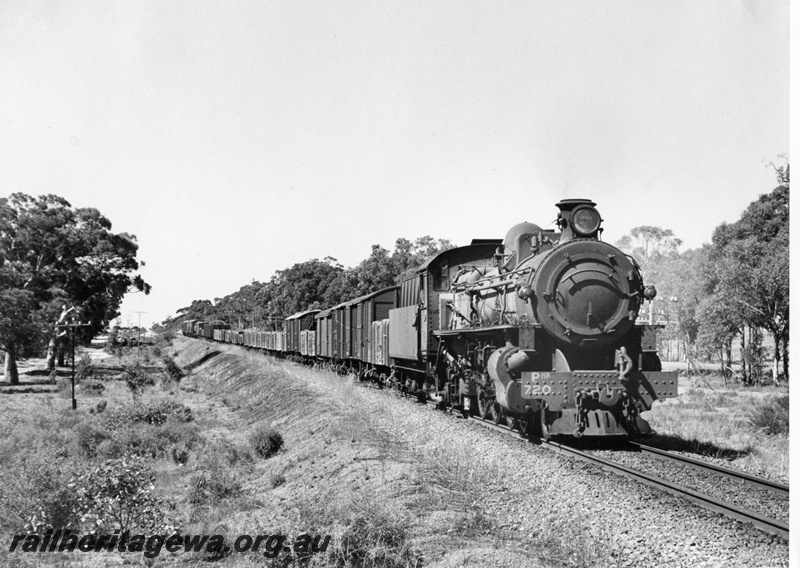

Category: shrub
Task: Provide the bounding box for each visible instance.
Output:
[21,457,85,534]
[171,443,190,465]
[337,509,413,568]
[97,420,201,460]
[71,455,175,533]
[80,378,105,395]
[108,400,194,427]
[188,459,243,504]
[75,421,113,458]
[206,439,253,466]
[77,401,199,459]
[249,426,284,459]
[123,365,156,398]
[162,355,184,382]
[75,354,95,381]
[749,395,789,436]
[293,497,417,568]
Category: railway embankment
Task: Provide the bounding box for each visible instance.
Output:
[0,337,787,568]
[172,338,786,568]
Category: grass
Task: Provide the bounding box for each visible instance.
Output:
[4,338,784,568]
[643,375,789,481]
[243,352,614,567]
[188,454,245,504]
[749,395,789,435]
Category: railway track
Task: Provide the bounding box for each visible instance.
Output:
[629,441,789,495]
[299,365,789,542]
[468,416,789,541]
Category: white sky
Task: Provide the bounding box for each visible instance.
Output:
[0,1,790,327]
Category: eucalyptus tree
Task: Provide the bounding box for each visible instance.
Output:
[0,193,150,383]
[704,178,789,381]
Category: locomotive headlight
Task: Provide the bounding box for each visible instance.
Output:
[571,205,601,236]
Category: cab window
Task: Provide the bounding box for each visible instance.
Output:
[433,261,449,291]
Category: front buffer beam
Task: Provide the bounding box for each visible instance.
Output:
[519,370,678,437]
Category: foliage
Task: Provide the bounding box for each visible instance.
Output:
[69,455,175,533]
[702,174,789,381]
[123,364,156,398]
[105,400,194,428]
[173,235,454,330]
[249,425,284,459]
[75,354,95,381]
[80,379,105,396]
[616,225,682,268]
[161,355,185,382]
[77,401,198,459]
[749,395,789,436]
[336,508,413,568]
[615,160,789,381]
[19,458,85,534]
[616,226,704,359]
[96,421,201,460]
[292,495,417,568]
[0,193,150,383]
[188,457,243,504]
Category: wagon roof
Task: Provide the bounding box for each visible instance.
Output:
[315,285,400,315]
[285,309,321,321]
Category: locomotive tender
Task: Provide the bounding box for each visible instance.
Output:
[183,199,678,438]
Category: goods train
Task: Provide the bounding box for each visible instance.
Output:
[183,199,678,438]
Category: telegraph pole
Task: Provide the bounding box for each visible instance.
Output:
[57,322,91,410]
[132,311,148,364]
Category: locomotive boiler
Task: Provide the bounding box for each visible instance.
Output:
[436,199,677,437]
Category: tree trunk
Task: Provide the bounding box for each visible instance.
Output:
[46,337,57,372]
[771,331,781,385]
[4,348,19,385]
[725,341,732,378]
[740,330,749,384]
[782,336,789,381]
[48,306,75,371]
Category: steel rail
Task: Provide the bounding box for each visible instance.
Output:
[469,417,789,541]
[629,441,789,496]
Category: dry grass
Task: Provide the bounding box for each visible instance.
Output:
[643,375,789,482]
[14,338,763,567]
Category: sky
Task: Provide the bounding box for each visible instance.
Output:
[0,1,790,328]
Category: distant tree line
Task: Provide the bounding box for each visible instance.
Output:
[171,236,454,331]
[615,160,789,383]
[0,194,150,384]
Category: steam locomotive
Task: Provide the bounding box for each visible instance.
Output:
[183,199,678,438]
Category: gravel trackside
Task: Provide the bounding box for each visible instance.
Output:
[174,338,788,568]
